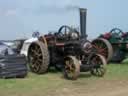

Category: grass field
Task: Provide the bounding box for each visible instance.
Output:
[0,60,128,96]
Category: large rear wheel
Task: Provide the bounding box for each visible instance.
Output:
[92,38,113,62]
[28,41,49,74]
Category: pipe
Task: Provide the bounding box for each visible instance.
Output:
[79,8,87,39]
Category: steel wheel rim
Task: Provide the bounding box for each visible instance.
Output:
[91,55,106,76]
[28,43,43,73]
[65,58,76,78]
[92,38,113,62]
[93,40,108,57]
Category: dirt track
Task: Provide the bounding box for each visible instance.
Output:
[53,79,128,96]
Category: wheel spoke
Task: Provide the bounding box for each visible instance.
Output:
[91,54,106,77]
[64,56,80,80]
[29,43,43,72]
[92,38,113,61]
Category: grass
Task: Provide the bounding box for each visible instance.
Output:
[107,63,128,79]
[0,60,128,96]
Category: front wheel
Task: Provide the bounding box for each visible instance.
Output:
[90,54,107,77]
[63,56,80,80]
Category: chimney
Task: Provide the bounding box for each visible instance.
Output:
[79,8,87,39]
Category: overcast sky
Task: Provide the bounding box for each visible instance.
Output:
[0,0,128,40]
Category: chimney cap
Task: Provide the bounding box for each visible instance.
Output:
[79,8,87,12]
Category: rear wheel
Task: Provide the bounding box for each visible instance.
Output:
[91,54,107,77]
[28,41,49,74]
[92,38,113,62]
[63,56,80,80]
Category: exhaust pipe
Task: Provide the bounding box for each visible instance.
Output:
[79,8,87,39]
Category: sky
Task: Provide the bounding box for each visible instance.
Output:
[0,0,128,40]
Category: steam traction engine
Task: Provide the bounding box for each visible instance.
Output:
[28,8,107,80]
[92,28,128,63]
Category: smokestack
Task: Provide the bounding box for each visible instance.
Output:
[79,8,87,39]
